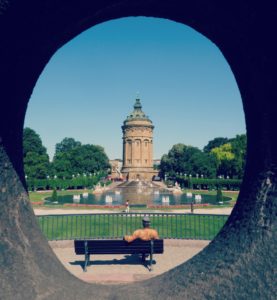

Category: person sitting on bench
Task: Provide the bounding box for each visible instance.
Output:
[124,216,159,242]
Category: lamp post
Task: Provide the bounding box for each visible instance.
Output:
[189,174,192,189]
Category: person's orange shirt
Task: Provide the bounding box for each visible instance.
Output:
[124,228,159,243]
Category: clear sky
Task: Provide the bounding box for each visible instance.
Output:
[24,17,245,161]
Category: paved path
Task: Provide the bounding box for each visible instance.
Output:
[50,239,210,284]
[35,207,232,215]
[39,207,225,284]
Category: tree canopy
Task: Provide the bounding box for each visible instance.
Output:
[203,137,229,153]
[207,134,247,178]
[23,130,110,180]
[23,127,51,179]
[160,143,217,178]
[160,134,246,179]
[52,138,110,178]
[23,127,246,181]
[55,137,81,154]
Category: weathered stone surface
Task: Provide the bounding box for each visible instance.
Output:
[0,1,276,299]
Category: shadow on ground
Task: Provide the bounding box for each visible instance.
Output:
[70,254,156,271]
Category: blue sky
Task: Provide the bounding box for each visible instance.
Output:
[24,17,245,161]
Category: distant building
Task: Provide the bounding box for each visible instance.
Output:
[153,159,161,167]
[121,98,158,181]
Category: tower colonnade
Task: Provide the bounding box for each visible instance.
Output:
[121,98,158,181]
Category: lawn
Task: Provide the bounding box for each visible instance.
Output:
[29,189,90,203]
[37,213,228,241]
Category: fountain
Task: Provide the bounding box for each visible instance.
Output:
[195,194,202,203]
[162,196,170,203]
[73,194,80,203]
[47,180,231,206]
[105,195,113,203]
[93,183,103,194]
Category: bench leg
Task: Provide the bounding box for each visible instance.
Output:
[84,254,90,272]
[149,252,153,271]
[149,240,154,271]
[141,253,146,263]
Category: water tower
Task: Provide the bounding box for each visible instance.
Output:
[121,98,158,181]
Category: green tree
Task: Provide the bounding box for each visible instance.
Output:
[211,135,247,178]
[23,128,51,179]
[55,137,81,154]
[203,137,229,153]
[52,141,110,178]
[188,151,217,178]
[160,143,217,178]
[229,134,247,178]
[211,143,235,177]
[52,152,72,179]
[211,143,235,161]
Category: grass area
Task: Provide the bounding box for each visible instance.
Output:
[182,189,238,206]
[37,213,228,241]
[29,189,91,203]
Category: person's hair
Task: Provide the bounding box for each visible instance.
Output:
[142,220,150,228]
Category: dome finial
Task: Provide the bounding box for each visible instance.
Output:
[124,95,151,123]
[134,97,142,110]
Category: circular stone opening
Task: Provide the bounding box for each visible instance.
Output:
[1,2,275,299]
[26,16,244,285]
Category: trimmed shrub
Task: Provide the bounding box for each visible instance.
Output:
[51,188,58,202]
[216,189,223,202]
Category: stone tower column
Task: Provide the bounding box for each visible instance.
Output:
[121,98,158,181]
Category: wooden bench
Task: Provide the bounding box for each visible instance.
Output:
[74,239,164,272]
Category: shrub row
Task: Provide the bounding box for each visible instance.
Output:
[26,175,108,191]
[176,176,242,190]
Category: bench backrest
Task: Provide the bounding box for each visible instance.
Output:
[74,239,164,255]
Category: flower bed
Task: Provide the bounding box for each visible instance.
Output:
[147,203,211,209]
[31,201,44,205]
[63,203,125,209]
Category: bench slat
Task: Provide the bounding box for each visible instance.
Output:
[75,249,163,254]
[74,239,164,272]
[74,240,164,254]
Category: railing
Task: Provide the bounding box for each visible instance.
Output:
[37,213,228,241]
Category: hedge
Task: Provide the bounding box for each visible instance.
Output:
[26,174,107,191]
[176,176,242,190]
